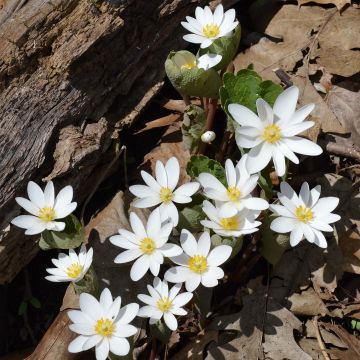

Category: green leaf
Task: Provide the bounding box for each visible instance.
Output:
[73,266,99,296]
[182,105,206,152]
[18,301,28,316]
[351,319,360,331]
[211,234,243,259]
[260,214,290,265]
[29,297,41,309]
[220,69,283,117]
[187,155,226,186]
[150,320,172,343]
[178,204,204,233]
[39,214,84,250]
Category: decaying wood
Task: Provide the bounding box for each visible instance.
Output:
[0,0,211,283]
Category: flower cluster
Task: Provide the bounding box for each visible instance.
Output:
[8,4,343,360]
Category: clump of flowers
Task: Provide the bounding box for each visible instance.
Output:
[9,3,343,360]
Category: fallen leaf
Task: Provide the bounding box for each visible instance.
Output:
[297,0,351,11]
[289,288,328,317]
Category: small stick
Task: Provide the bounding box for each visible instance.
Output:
[182,94,191,106]
[319,139,360,162]
[217,131,231,163]
[273,68,293,88]
[312,316,331,360]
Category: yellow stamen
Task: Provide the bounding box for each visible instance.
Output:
[94,318,115,337]
[38,207,56,222]
[203,24,220,38]
[227,187,241,202]
[262,124,282,144]
[295,205,313,223]
[159,187,173,203]
[156,297,172,312]
[66,263,82,279]
[188,255,208,274]
[139,237,156,254]
[220,216,239,230]
[181,61,196,70]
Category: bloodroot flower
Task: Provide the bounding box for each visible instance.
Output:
[110,208,182,281]
[68,288,139,360]
[181,4,239,49]
[229,86,323,176]
[129,157,199,226]
[269,182,340,248]
[11,181,77,235]
[164,230,232,292]
[137,277,193,331]
[45,244,93,283]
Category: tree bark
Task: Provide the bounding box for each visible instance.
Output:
[0,0,212,283]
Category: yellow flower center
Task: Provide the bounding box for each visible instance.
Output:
[139,237,156,254]
[66,263,83,279]
[220,216,239,230]
[38,207,56,222]
[188,255,208,274]
[295,205,313,223]
[227,187,241,202]
[181,61,196,70]
[159,187,173,203]
[262,124,282,144]
[94,318,115,337]
[156,297,173,312]
[203,24,220,38]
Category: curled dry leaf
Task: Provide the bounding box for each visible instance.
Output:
[297,0,351,10]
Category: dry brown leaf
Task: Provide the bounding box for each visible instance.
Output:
[135,113,180,134]
[289,287,328,316]
[298,0,351,11]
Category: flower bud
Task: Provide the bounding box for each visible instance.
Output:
[165,50,222,98]
[201,130,216,143]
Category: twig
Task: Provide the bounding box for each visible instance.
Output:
[22,268,37,345]
[312,316,331,360]
[149,338,158,360]
[182,94,191,106]
[260,264,271,358]
[80,144,126,221]
[273,68,293,87]
[319,139,360,162]
[156,98,187,113]
[217,131,231,163]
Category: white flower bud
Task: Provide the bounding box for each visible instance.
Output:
[201,131,216,143]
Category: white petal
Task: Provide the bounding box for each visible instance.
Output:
[243,197,269,210]
[54,185,74,209]
[290,103,315,124]
[200,38,214,49]
[308,185,321,208]
[155,160,168,188]
[218,202,238,218]
[282,121,315,137]
[110,235,138,250]
[273,86,299,123]
[181,20,203,35]
[130,255,150,281]
[15,197,39,216]
[318,213,340,224]
[117,303,139,324]
[107,297,121,320]
[24,221,47,235]
[183,33,206,44]
[207,245,232,267]
[213,4,224,24]
[290,226,303,247]
[171,307,187,316]
[169,283,182,300]
[109,337,130,356]
[11,215,39,229]
[270,217,297,233]
[312,228,328,248]
[312,197,339,215]
[174,182,200,197]
[310,220,333,232]
[195,6,206,27]
[95,339,110,360]
[54,202,77,219]
[197,231,211,256]
[284,137,323,156]
[132,196,161,208]
[79,293,104,321]
[172,292,193,307]
[67,310,93,324]
[149,260,160,276]
[115,324,137,338]
[277,141,299,164]
[129,212,147,238]
[185,274,201,292]
[44,181,55,207]
[159,202,179,226]
[246,142,272,174]
[180,229,198,256]
[83,335,102,351]
[228,104,263,129]
[164,312,178,331]
[201,273,219,287]
[159,243,183,257]
[169,253,190,266]
[27,181,45,208]
[147,208,161,238]
[280,182,299,204]
[165,157,180,191]
[172,194,192,204]
[137,294,157,306]
[69,323,96,336]
[68,335,88,353]
[272,147,286,177]
[225,159,236,187]
[141,171,161,191]
[299,182,310,205]
[301,224,315,243]
[235,132,263,149]
[114,249,142,264]
[198,173,225,193]
[99,288,113,311]
[197,53,222,70]
[129,185,157,198]
[269,204,293,217]
[138,305,162,319]
[164,266,190,283]
[256,98,274,124]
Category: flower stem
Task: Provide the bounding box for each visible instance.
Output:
[197,98,218,154]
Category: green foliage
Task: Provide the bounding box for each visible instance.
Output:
[29,297,41,309]
[73,266,99,296]
[178,204,204,233]
[220,68,283,117]
[198,25,241,71]
[182,105,206,152]
[260,214,290,265]
[18,301,28,316]
[211,234,243,259]
[351,319,360,331]
[39,214,84,250]
[187,155,226,186]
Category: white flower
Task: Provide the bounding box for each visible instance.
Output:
[164,230,232,292]
[45,245,93,283]
[129,157,200,226]
[201,200,261,237]
[269,182,341,248]
[201,130,216,143]
[228,86,323,176]
[181,4,239,49]
[11,181,77,235]
[137,277,193,331]
[109,208,182,281]
[198,155,268,218]
[68,288,139,360]
[172,52,222,71]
